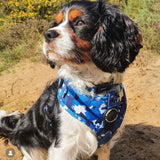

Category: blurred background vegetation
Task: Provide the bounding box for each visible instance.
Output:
[0,0,159,74]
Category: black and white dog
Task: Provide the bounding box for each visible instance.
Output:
[0,1,142,160]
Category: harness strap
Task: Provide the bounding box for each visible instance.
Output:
[57,78,127,148]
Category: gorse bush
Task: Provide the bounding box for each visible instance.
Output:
[0,0,72,49]
[0,0,71,23]
[0,0,71,73]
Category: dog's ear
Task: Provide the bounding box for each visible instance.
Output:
[91,2,142,73]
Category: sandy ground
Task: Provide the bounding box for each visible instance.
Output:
[0,52,160,160]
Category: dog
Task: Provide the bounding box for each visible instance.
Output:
[0,0,142,160]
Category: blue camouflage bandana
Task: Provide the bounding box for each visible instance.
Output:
[57,78,127,148]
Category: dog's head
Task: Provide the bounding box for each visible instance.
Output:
[43,0,142,73]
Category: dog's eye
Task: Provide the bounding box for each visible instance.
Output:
[76,20,85,26]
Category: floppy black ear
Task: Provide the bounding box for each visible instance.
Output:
[91,2,142,73]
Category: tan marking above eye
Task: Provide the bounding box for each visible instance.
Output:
[68,9,83,22]
[55,11,64,24]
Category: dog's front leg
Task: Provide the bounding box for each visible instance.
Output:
[96,143,110,160]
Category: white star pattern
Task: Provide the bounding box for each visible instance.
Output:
[92,120,104,129]
[73,105,86,115]
[99,103,107,114]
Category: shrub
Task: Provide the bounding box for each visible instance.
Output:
[0,0,72,50]
[0,0,72,23]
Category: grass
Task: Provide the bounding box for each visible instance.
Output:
[0,41,43,73]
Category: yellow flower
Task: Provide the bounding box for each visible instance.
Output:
[45,0,49,7]
[9,22,13,26]
[28,4,33,10]
[28,12,35,18]
[15,2,19,7]
[0,18,4,22]
[8,1,14,5]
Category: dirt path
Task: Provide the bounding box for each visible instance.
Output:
[0,53,160,160]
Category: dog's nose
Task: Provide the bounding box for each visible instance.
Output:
[44,30,59,42]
